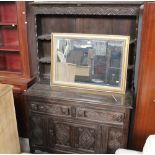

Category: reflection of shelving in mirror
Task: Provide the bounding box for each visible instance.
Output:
[55,36,124,87]
[51,33,130,93]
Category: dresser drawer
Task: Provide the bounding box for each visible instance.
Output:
[30,102,71,117]
[76,107,124,124]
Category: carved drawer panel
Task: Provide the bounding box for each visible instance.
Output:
[30,102,71,117]
[76,107,124,124]
[48,120,71,148]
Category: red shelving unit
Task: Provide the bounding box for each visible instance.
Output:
[0,2,17,23]
[0,2,20,74]
[0,2,36,138]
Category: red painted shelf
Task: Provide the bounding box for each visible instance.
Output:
[0,22,17,26]
[0,45,20,52]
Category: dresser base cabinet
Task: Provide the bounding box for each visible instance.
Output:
[25,83,132,154]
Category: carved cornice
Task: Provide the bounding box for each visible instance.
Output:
[34,6,139,16]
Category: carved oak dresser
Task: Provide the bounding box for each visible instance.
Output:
[24,1,142,154]
[25,83,132,153]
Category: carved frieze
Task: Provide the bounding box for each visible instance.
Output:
[34,6,139,16]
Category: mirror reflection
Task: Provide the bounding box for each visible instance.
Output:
[54,35,125,87]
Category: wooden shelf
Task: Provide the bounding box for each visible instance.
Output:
[0,71,21,76]
[39,57,51,63]
[0,45,20,52]
[0,22,17,26]
[38,34,51,40]
[38,34,137,45]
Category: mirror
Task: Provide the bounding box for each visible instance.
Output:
[51,33,129,94]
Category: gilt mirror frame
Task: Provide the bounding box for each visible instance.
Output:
[51,33,130,94]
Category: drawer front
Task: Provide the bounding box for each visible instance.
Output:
[29,102,124,124]
[76,107,124,124]
[30,102,71,117]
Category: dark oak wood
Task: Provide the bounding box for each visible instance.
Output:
[131,2,155,151]
[25,83,132,154]
[25,1,142,153]
[27,1,139,88]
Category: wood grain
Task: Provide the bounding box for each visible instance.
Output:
[24,83,132,153]
[132,2,155,151]
[16,1,31,78]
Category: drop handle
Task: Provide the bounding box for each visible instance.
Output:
[49,129,54,136]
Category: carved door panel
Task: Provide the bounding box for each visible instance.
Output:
[48,119,72,149]
[30,114,46,147]
[107,127,124,153]
[75,124,102,153]
[48,118,102,153]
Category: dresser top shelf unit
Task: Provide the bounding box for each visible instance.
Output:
[27,1,141,93]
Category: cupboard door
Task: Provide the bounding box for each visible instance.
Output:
[132,2,155,150]
[75,125,101,153]
[30,114,46,147]
[48,119,72,149]
[48,118,102,153]
[107,127,124,153]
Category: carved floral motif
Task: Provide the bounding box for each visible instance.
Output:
[55,123,70,146]
[108,128,123,153]
[78,127,95,150]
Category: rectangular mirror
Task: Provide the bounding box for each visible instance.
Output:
[51,33,129,94]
